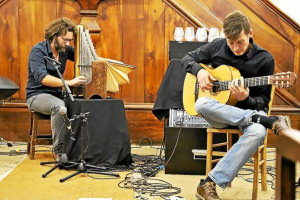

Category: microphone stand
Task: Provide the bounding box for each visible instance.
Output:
[41,111,120,182]
[59,113,120,182]
[44,56,74,102]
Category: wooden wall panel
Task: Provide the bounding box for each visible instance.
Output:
[96,1,122,62]
[96,0,122,99]
[121,0,145,103]
[125,109,164,144]
[143,0,165,103]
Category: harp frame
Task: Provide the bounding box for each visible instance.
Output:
[74,25,107,99]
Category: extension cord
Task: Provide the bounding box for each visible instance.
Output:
[130,172,144,183]
[169,196,186,200]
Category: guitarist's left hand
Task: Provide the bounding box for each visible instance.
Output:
[229,77,249,101]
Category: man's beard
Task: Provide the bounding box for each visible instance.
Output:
[54,38,66,53]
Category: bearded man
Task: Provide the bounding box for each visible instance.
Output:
[26,17,86,155]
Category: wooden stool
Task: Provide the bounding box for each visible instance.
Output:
[26,111,52,159]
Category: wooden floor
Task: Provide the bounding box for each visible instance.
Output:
[0,142,299,200]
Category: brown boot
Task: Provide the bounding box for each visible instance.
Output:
[272,115,291,135]
[196,180,220,200]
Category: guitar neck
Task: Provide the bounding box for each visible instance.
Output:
[217,76,271,91]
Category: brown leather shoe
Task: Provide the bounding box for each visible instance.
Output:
[196,181,220,200]
[272,115,291,135]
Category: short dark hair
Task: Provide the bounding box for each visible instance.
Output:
[223,10,250,40]
[45,17,76,42]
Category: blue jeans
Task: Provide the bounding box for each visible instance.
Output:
[195,97,267,189]
[27,94,65,150]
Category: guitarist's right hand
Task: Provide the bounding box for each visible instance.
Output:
[197,69,216,91]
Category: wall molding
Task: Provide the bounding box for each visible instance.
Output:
[259,0,300,32]
[0,0,8,7]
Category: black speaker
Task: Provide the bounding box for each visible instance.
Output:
[64,99,132,166]
[165,127,207,175]
[0,76,19,99]
[165,126,229,175]
[168,41,207,60]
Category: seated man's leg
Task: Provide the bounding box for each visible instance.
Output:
[195,97,256,128]
[27,93,65,150]
[209,121,266,188]
[195,97,291,135]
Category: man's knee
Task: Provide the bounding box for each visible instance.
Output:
[195,97,214,113]
[50,100,65,115]
[248,124,266,144]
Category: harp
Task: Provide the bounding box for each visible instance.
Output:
[73,25,136,99]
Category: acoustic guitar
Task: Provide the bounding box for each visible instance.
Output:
[183,64,297,116]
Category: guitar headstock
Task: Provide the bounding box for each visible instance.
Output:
[270,72,297,88]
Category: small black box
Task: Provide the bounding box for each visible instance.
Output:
[168,41,207,60]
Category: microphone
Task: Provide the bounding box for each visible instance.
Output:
[59,106,71,130]
[44,56,61,66]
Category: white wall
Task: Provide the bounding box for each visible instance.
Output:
[269,0,300,24]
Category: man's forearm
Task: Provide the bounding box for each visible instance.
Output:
[41,75,64,87]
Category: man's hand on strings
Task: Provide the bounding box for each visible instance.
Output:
[196,69,216,91]
[66,76,86,86]
[229,77,249,101]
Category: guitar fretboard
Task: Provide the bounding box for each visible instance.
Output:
[215,76,270,91]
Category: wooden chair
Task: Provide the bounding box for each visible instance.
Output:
[26,111,52,159]
[205,86,275,200]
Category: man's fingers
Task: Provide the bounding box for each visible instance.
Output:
[240,77,245,88]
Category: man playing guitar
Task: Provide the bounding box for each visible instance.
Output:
[181,10,293,200]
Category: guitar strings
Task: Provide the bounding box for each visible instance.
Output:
[211,76,271,91]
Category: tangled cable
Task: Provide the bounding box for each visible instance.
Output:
[118,172,181,199]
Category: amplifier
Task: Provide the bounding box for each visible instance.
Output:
[164,126,228,175]
[165,127,207,175]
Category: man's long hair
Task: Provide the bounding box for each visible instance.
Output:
[45,17,75,42]
[223,10,251,40]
